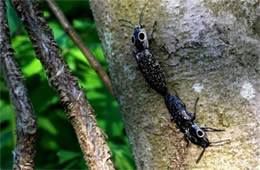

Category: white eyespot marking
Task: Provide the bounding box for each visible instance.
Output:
[196,129,204,138]
[192,83,204,93]
[138,32,146,41]
[240,82,255,100]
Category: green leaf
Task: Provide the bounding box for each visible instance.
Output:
[28,77,58,114]
[0,101,12,123]
[48,21,69,49]
[109,142,136,170]
[43,11,51,19]
[73,19,95,29]
[23,58,43,76]
[63,159,88,170]
[6,0,22,36]
[57,150,81,164]
[38,117,58,135]
[0,131,12,149]
[89,45,106,64]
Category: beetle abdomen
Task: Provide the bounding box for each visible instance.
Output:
[135,49,167,95]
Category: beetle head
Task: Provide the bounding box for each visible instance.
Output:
[188,123,210,148]
[119,3,149,52]
[131,26,149,52]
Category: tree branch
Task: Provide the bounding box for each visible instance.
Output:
[0,1,37,169]
[10,0,114,169]
[46,0,114,96]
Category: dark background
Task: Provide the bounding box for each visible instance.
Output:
[0,0,135,169]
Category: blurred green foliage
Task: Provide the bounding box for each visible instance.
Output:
[0,1,135,169]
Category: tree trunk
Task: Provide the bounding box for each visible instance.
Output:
[90,0,260,169]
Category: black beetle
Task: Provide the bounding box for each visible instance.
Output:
[119,5,167,96]
[164,93,228,163]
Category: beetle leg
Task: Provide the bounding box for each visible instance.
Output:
[201,127,224,132]
[149,21,157,44]
[196,147,206,164]
[184,135,190,148]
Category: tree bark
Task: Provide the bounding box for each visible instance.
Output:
[10,0,114,169]
[0,1,37,169]
[90,0,260,169]
[46,0,114,96]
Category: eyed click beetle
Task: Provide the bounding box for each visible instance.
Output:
[119,5,168,96]
[164,93,228,163]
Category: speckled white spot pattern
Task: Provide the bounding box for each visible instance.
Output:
[192,83,204,93]
[240,82,255,100]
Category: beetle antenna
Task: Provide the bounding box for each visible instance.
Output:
[139,2,149,26]
[201,127,225,132]
[196,147,206,164]
[119,19,135,28]
[120,24,134,30]
[192,97,199,121]
[209,139,230,146]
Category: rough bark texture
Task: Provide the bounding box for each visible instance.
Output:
[46,0,114,96]
[90,0,260,169]
[0,1,37,169]
[10,0,114,169]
